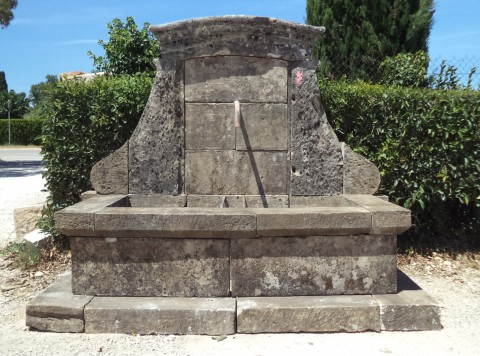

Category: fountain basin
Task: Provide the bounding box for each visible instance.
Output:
[55,194,409,297]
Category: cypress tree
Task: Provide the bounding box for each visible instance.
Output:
[0,71,7,93]
[306,0,434,80]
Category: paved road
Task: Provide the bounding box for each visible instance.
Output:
[0,147,43,161]
[0,148,44,178]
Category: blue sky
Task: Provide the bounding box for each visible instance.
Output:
[1,0,479,94]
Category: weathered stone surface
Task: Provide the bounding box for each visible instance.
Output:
[26,271,92,333]
[236,104,288,151]
[185,56,287,103]
[185,151,287,195]
[237,296,380,333]
[289,195,358,207]
[54,195,127,236]
[152,16,324,62]
[343,144,381,194]
[256,207,372,236]
[129,194,186,207]
[231,235,397,296]
[185,103,235,150]
[90,142,128,194]
[374,271,442,331]
[244,195,288,208]
[187,195,246,208]
[85,296,236,335]
[129,61,184,194]
[345,195,411,235]
[13,204,42,242]
[95,207,256,238]
[290,67,343,195]
[71,237,230,297]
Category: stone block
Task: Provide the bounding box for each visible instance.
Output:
[129,63,184,195]
[237,296,380,333]
[54,195,127,236]
[80,191,97,201]
[255,207,372,236]
[185,103,235,150]
[26,271,92,333]
[95,207,256,238]
[231,235,397,296]
[185,56,287,103]
[342,144,381,194]
[85,296,236,335]
[151,16,324,61]
[345,195,411,235]
[290,67,343,195]
[13,204,43,242]
[185,151,287,195]
[129,194,186,207]
[90,142,128,194]
[244,195,288,208]
[23,229,50,248]
[374,271,442,331]
[71,237,230,297]
[236,103,288,151]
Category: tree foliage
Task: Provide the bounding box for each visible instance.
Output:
[27,74,58,118]
[88,17,160,75]
[0,89,29,118]
[0,0,17,28]
[306,0,435,80]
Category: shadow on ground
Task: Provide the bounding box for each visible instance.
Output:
[0,161,45,178]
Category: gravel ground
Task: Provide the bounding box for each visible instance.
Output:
[0,256,479,356]
[1,147,479,355]
[0,147,47,248]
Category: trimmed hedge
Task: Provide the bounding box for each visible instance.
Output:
[0,118,44,145]
[319,79,480,249]
[38,74,153,241]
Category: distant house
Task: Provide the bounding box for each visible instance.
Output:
[59,71,104,81]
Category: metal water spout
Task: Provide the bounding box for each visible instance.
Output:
[234,100,241,128]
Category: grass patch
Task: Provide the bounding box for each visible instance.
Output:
[1,242,41,270]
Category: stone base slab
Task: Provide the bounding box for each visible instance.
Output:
[26,272,93,333]
[27,270,441,335]
[84,296,236,335]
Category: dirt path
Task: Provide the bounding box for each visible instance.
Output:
[1,253,479,356]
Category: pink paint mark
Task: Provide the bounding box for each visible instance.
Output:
[296,70,303,86]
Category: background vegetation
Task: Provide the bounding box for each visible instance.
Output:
[0,118,43,145]
[321,78,480,250]
[306,0,434,81]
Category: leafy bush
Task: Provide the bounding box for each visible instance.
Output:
[0,118,43,145]
[38,74,153,241]
[379,51,429,88]
[319,78,480,250]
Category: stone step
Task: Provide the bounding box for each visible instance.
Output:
[26,270,441,335]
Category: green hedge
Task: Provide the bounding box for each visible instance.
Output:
[38,74,153,241]
[319,79,480,250]
[0,118,44,145]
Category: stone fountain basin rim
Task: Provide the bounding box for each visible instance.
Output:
[54,194,411,238]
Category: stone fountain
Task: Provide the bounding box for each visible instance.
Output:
[26,16,441,334]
